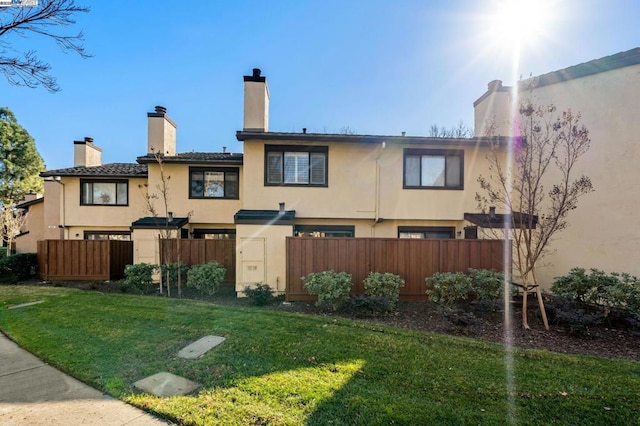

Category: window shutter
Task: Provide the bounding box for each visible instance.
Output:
[267,152,283,184]
[310,152,326,185]
[284,152,309,184]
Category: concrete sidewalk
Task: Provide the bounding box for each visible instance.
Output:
[0,332,172,425]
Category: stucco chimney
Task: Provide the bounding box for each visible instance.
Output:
[243,68,269,132]
[147,105,177,156]
[74,137,102,167]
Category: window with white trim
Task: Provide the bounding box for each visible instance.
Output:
[403,149,463,189]
[265,145,328,186]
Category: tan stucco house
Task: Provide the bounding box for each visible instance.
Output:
[23,68,506,294]
[21,47,640,293]
[474,47,640,286]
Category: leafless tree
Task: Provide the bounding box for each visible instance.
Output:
[476,102,594,330]
[429,121,474,138]
[1,204,27,253]
[0,0,90,92]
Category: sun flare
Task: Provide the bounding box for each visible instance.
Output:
[486,0,556,50]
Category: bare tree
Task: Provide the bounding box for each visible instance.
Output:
[1,204,27,253]
[0,0,90,92]
[429,121,474,138]
[476,102,594,330]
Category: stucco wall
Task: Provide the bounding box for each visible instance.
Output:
[146,163,242,225]
[236,223,291,294]
[474,62,640,287]
[15,201,44,253]
[60,177,149,232]
[242,140,496,221]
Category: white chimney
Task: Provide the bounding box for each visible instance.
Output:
[147,106,177,156]
[74,137,102,167]
[243,68,269,132]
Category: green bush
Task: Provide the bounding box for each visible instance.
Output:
[186,261,226,296]
[243,283,275,306]
[0,253,38,283]
[160,262,189,287]
[302,270,352,310]
[350,294,394,316]
[552,268,640,319]
[363,272,405,310]
[426,269,509,306]
[123,263,157,294]
[426,272,472,305]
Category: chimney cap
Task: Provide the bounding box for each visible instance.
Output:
[244,68,266,83]
[84,136,94,144]
[154,105,167,114]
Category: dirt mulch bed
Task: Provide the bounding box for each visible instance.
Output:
[16,280,640,361]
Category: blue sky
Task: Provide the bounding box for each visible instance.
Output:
[2,0,639,170]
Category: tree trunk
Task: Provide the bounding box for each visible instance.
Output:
[531,269,549,331]
[522,286,530,329]
[177,237,182,298]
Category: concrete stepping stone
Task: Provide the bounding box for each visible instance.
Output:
[8,300,44,309]
[133,372,199,397]
[177,335,225,359]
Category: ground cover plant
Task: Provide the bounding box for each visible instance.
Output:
[1,285,639,425]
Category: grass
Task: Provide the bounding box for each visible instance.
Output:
[1,285,639,425]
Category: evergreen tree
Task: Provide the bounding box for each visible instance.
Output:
[0,107,45,206]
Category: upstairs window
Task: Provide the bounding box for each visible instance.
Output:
[81,180,128,206]
[190,167,239,199]
[265,145,328,186]
[403,149,463,189]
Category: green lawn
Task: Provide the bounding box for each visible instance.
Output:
[1,286,638,425]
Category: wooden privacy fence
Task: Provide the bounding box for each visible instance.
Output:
[286,237,509,301]
[37,240,133,281]
[159,239,236,282]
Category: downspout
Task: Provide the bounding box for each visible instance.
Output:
[371,142,386,236]
[54,177,66,239]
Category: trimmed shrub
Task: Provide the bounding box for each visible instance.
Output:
[552,268,640,319]
[350,294,394,316]
[186,261,226,296]
[0,252,38,283]
[426,272,473,305]
[545,296,605,335]
[243,283,275,306]
[123,263,157,293]
[363,272,405,310]
[160,262,189,287]
[426,269,509,306]
[302,270,352,310]
[468,268,507,300]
